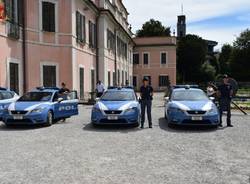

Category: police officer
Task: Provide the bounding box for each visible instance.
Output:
[217,75,233,127]
[140,77,154,129]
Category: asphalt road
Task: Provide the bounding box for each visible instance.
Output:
[0,94,250,184]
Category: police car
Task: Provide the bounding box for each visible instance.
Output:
[165,85,220,127]
[0,88,19,121]
[91,87,141,126]
[2,87,78,126]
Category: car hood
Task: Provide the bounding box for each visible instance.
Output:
[170,100,214,111]
[8,102,52,111]
[96,100,138,111]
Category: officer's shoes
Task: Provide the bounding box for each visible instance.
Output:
[227,124,233,127]
[218,124,223,127]
[149,125,152,128]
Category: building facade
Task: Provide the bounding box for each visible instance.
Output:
[133,37,177,91]
[0,0,133,99]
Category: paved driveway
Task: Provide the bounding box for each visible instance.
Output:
[0,94,250,184]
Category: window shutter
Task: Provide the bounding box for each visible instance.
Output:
[42,2,55,32]
[76,11,80,41]
[42,2,49,31]
[89,21,92,47]
[93,23,96,48]
[17,0,23,25]
[5,0,13,22]
[82,15,86,43]
[49,3,55,32]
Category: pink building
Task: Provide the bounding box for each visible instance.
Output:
[0,0,133,99]
[133,37,177,91]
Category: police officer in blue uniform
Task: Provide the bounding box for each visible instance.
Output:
[140,77,154,129]
[217,75,233,127]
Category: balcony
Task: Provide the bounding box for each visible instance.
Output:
[7,21,20,40]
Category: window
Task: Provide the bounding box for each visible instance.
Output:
[43,65,57,87]
[133,76,137,87]
[89,21,96,48]
[79,68,84,100]
[122,71,124,85]
[9,62,19,94]
[108,71,111,86]
[113,71,116,86]
[118,70,120,85]
[76,11,86,43]
[159,76,170,87]
[107,29,116,53]
[117,36,127,59]
[143,53,149,65]
[42,2,55,32]
[91,69,95,92]
[133,53,139,65]
[161,52,167,64]
[5,0,22,39]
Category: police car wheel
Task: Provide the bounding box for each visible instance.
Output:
[46,111,53,126]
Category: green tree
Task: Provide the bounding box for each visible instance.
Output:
[200,61,216,82]
[177,34,207,82]
[230,29,250,81]
[218,44,233,74]
[136,19,171,37]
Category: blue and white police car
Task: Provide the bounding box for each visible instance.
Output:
[165,85,220,127]
[2,87,78,126]
[91,87,141,126]
[0,88,19,121]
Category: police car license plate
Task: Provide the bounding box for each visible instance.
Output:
[107,116,118,120]
[192,116,203,121]
[13,115,23,120]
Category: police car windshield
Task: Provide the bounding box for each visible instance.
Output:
[172,90,208,101]
[0,91,14,100]
[101,91,135,101]
[18,92,53,102]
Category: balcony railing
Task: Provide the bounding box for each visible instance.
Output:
[7,21,20,40]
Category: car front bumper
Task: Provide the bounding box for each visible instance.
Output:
[3,113,48,125]
[167,111,220,126]
[91,110,140,125]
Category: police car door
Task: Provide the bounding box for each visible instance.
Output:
[64,91,78,116]
[53,92,68,119]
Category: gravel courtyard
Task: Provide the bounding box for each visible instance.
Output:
[0,94,250,184]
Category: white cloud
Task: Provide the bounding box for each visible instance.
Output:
[123,0,250,47]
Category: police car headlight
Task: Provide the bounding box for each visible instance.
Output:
[207,108,218,115]
[0,104,9,110]
[168,107,185,113]
[31,107,45,113]
[92,106,101,113]
[124,107,137,114]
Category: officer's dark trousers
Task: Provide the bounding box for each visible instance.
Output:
[219,98,231,125]
[141,100,152,127]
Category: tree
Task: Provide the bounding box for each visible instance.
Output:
[218,44,233,74]
[229,29,250,81]
[233,29,250,49]
[136,19,171,37]
[177,34,207,82]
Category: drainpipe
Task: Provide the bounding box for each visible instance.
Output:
[114,29,117,86]
[22,0,26,93]
[95,15,99,82]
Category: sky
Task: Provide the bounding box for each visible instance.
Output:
[123,0,250,50]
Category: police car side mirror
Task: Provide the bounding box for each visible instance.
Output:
[165,97,170,101]
[95,98,100,102]
[57,97,64,103]
[209,97,215,101]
